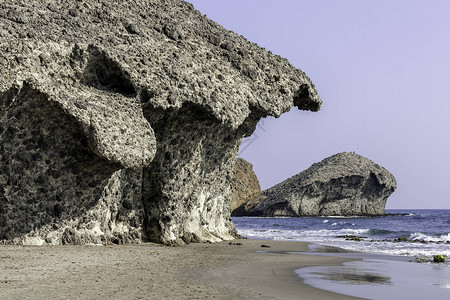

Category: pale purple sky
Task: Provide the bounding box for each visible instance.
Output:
[188,0,450,209]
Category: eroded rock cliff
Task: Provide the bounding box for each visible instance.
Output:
[0,0,321,245]
[234,152,397,217]
[231,158,261,214]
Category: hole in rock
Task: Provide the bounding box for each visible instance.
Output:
[82,47,136,96]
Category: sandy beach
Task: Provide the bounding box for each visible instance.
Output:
[0,239,363,300]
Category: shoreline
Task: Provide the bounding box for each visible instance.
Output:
[0,239,363,299]
[233,211,450,261]
[184,239,364,299]
[295,244,450,299]
[2,238,448,299]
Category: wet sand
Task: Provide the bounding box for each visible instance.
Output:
[0,239,363,299]
[297,250,450,300]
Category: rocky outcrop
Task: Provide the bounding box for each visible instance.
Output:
[0,0,321,245]
[231,158,261,214]
[234,152,396,217]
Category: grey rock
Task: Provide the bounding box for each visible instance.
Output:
[0,0,321,245]
[61,228,82,245]
[231,158,261,214]
[235,152,396,217]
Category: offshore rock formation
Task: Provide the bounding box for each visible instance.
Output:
[234,152,397,217]
[0,0,321,245]
[231,158,261,214]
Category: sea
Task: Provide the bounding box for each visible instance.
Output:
[234,209,450,299]
[233,209,450,262]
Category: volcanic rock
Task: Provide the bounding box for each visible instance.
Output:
[0,0,321,245]
[234,152,396,217]
[231,158,261,214]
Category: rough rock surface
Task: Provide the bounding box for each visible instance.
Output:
[0,0,321,245]
[231,158,261,214]
[234,152,397,217]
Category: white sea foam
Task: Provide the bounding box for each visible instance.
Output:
[409,232,450,242]
[237,228,450,259]
[234,210,450,260]
[238,228,368,242]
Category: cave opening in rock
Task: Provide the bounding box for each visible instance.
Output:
[82,46,136,97]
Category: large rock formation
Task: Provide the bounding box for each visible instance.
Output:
[231,158,261,214]
[0,0,321,245]
[234,152,397,217]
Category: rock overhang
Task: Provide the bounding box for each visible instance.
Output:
[1,0,321,133]
[0,0,322,244]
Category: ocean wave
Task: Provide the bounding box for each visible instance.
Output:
[330,222,353,226]
[339,241,450,258]
[367,229,398,236]
[323,216,369,219]
[237,228,450,258]
[409,232,450,242]
[235,210,450,260]
[253,229,282,233]
[329,221,355,227]
[410,215,427,220]
[238,228,369,241]
[236,216,292,219]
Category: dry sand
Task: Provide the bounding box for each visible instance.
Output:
[0,239,363,299]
